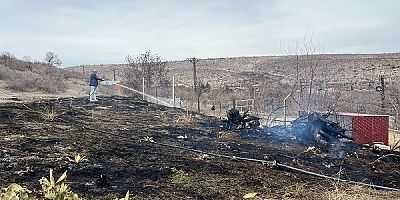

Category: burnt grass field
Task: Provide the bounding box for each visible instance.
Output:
[0,96,399,199]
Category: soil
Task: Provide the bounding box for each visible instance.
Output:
[0,96,399,199]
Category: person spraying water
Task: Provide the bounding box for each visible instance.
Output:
[89,70,104,102]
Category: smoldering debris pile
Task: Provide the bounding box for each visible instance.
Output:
[291,112,352,145]
[223,108,260,129]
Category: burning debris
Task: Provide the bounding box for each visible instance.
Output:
[223,108,260,129]
[291,112,352,146]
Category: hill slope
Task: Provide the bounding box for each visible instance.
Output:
[0,60,88,102]
[67,53,400,90]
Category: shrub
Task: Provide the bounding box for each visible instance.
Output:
[39,169,79,200]
[35,76,67,94]
[0,51,83,94]
[0,183,35,200]
[4,69,68,94]
[7,78,38,92]
[0,67,11,80]
[4,70,37,92]
[0,169,130,200]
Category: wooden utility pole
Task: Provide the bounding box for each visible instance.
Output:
[113,68,116,81]
[188,57,199,90]
[188,57,200,112]
[379,74,385,110]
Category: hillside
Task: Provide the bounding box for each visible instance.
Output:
[0,59,88,103]
[67,53,400,90]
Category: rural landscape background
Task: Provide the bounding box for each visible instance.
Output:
[1,0,400,199]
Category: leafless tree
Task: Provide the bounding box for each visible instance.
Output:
[387,83,400,129]
[124,51,167,92]
[23,56,33,71]
[44,51,62,68]
[0,51,16,68]
[281,31,324,112]
[195,80,210,112]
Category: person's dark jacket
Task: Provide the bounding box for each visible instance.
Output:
[89,73,103,86]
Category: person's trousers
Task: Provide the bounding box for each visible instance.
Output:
[89,86,97,102]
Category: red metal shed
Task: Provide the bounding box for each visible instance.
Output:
[329,112,389,145]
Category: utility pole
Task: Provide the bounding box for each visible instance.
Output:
[188,57,200,112]
[113,68,116,81]
[379,74,385,110]
[188,57,199,91]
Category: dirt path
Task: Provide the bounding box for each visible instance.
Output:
[0,96,399,199]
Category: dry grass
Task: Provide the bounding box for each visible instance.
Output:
[217,132,240,142]
[323,185,398,200]
[0,56,82,94]
[42,107,58,122]
[272,182,399,200]
[175,110,194,125]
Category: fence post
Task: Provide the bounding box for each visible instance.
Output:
[172,76,175,107]
[284,92,292,126]
[142,77,145,100]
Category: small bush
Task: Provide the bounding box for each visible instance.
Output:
[7,78,38,92]
[0,169,130,200]
[0,67,11,80]
[39,169,80,200]
[4,70,37,92]
[62,70,85,80]
[4,69,68,94]
[0,183,35,200]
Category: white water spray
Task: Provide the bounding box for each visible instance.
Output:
[102,80,174,107]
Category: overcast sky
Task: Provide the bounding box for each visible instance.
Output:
[0,0,399,66]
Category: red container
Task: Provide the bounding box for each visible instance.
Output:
[335,113,389,145]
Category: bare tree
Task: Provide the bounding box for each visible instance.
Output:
[387,82,400,129]
[23,56,33,71]
[282,31,324,112]
[124,51,167,91]
[195,80,210,112]
[0,51,16,68]
[44,51,62,68]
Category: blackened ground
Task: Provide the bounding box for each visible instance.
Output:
[0,96,399,199]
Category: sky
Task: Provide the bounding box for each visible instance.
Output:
[0,0,399,66]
